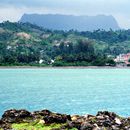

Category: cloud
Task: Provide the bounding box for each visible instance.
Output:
[0,0,129,12]
[0,0,130,28]
[0,6,24,22]
[0,5,78,22]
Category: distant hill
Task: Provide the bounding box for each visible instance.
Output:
[20,14,120,31]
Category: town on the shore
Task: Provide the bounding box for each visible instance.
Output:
[114,53,130,67]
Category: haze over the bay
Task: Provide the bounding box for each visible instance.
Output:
[0,0,130,29]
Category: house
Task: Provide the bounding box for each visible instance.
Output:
[114,53,130,65]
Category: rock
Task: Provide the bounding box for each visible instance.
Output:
[67,120,81,129]
[71,115,79,121]
[71,116,78,121]
[71,115,86,123]
[1,109,130,130]
[0,119,3,125]
[96,111,117,120]
[80,122,94,130]
[0,120,4,128]
[33,109,52,117]
[115,117,121,125]
[93,124,101,130]
[85,114,96,119]
[98,119,112,127]
[95,111,120,128]
[38,119,45,125]
[43,113,71,124]
[96,116,105,120]
[1,109,32,123]
[0,120,11,130]
[112,125,120,130]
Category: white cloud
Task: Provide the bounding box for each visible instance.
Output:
[114,14,130,29]
[0,6,26,22]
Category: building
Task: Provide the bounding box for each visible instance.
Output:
[114,53,130,65]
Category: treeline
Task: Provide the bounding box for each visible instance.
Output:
[1,21,130,66]
[0,39,115,66]
[79,29,130,43]
[52,40,115,66]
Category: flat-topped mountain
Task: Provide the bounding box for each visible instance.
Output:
[20,14,120,31]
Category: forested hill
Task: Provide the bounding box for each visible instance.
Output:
[0,21,130,66]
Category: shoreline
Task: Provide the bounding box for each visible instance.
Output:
[0,66,130,69]
[0,109,130,130]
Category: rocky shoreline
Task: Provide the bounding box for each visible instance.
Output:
[0,109,130,130]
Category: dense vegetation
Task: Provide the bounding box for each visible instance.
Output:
[0,21,130,66]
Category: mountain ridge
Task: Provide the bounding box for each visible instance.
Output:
[20,14,120,31]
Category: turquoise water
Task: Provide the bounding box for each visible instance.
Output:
[0,69,130,117]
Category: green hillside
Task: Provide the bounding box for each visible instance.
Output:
[0,21,130,66]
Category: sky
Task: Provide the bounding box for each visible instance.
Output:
[0,0,130,29]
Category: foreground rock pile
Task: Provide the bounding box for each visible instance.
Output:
[0,109,130,130]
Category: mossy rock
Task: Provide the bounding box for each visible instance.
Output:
[12,122,64,130]
[12,122,78,130]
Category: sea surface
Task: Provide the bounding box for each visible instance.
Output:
[0,68,130,117]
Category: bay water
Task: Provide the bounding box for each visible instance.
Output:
[0,68,130,117]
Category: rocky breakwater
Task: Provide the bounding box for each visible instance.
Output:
[0,109,130,130]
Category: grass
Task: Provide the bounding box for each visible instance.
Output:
[12,123,62,130]
[12,122,78,130]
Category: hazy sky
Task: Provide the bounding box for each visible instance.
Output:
[0,0,130,29]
